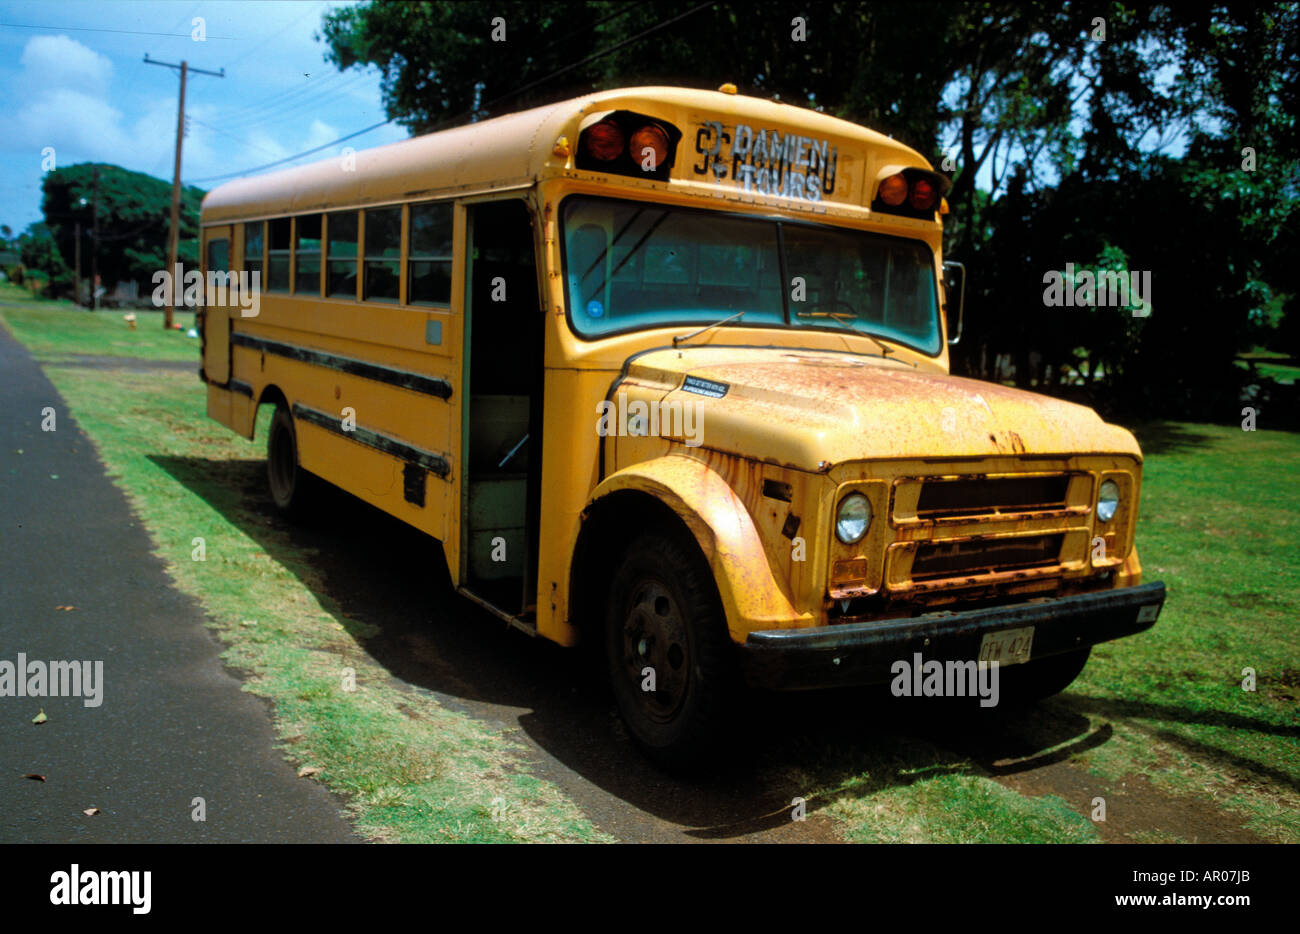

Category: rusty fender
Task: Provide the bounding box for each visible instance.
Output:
[588,455,815,640]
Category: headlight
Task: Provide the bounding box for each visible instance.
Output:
[835,493,872,544]
[1097,479,1120,522]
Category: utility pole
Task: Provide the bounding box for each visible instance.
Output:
[90,166,100,310]
[144,54,224,328]
[74,220,82,307]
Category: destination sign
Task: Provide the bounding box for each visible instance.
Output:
[691,121,840,201]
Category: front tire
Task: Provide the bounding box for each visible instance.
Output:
[604,528,737,769]
[999,647,1091,705]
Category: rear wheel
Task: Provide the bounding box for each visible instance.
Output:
[266,405,316,516]
[604,528,737,769]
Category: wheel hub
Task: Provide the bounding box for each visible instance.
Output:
[621,580,689,722]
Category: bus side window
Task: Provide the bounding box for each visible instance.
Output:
[267,218,291,292]
[408,202,453,306]
[326,211,358,298]
[244,222,264,280]
[295,214,322,296]
[364,207,401,302]
[207,237,229,273]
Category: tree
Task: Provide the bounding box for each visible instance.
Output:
[39,163,205,296]
[16,222,72,296]
[319,0,1299,420]
[320,1,950,145]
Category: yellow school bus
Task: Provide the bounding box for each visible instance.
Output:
[199,85,1165,765]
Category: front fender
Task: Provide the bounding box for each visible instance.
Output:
[590,455,814,640]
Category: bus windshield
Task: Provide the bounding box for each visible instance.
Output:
[561,195,942,354]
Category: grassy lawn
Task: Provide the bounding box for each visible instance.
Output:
[0,283,198,362]
[3,283,1296,843]
[1066,421,1300,840]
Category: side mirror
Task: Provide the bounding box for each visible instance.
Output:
[943,260,965,346]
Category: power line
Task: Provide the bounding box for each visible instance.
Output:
[0,22,238,39]
[215,69,355,123]
[165,2,203,35]
[188,1,718,186]
[188,117,285,159]
[483,1,716,111]
[226,0,327,67]
[186,120,394,184]
[219,72,372,131]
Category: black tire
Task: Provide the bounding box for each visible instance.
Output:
[604,527,738,769]
[998,647,1091,706]
[266,405,316,517]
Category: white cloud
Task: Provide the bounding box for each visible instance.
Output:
[0,19,405,197]
[19,35,113,92]
[4,36,135,165]
[303,118,340,150]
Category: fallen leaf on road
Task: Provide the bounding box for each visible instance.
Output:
[23,774,45,782]
[32,710,47,725]
[83,807,100,816]
[55,606,76,611]
[297,766,323,779]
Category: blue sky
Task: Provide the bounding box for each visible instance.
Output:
[0,0,408,234]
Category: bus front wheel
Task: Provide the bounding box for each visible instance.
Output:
[267,405,315,516]
[999,647,1091,706]
[604,528,737,769]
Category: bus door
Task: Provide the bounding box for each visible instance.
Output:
[461,199,545,617]
[202,225,233,384]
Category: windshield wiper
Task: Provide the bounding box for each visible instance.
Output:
[673,311,745,347]
[794,307,895,358]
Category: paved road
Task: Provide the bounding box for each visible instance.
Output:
[0,326,358,842]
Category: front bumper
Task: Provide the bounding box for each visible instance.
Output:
[740,581,1166,690]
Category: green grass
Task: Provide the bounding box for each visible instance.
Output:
[827,773,1098,844]
[1062,421,1300,841]
[0,282,197,362]
[4,284,1297,844]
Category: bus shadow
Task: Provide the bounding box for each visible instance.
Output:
[150,453,1287,840]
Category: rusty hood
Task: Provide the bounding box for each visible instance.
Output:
[619,345,1141,470]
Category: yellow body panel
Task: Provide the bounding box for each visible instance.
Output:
[199,86,1148,651]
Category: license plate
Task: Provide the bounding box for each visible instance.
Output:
[978,626,1035,667]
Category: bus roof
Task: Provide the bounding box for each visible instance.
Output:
[200,85,934,225]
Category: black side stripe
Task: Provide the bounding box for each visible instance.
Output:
[232,332,453,400]
[229,379,254,398]
[292,403,451,478]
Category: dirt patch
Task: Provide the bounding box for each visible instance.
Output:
[996,760,1266,843]
[41,354,197,370]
